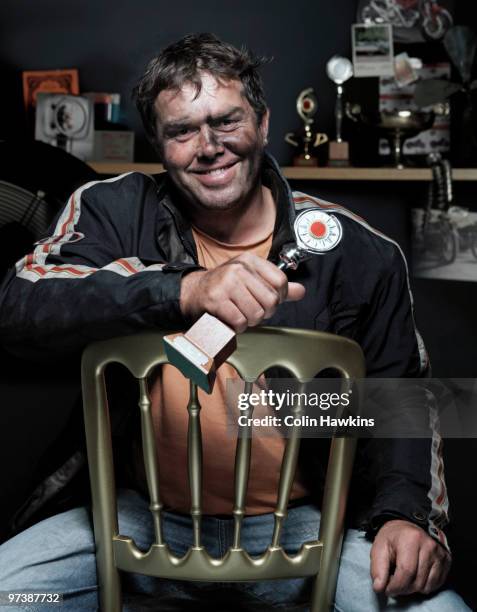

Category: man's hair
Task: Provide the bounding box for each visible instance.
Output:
[133,33,269,151]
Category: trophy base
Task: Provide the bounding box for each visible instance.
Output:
[328,141,349,166]
[293,154,319,167]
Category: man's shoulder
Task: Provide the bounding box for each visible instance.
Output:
[71,171,159,207]
[291,190,403,270]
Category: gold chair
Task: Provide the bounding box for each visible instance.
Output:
[81,327,365,611]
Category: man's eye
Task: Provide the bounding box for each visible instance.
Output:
[173,128,196,141]
[217,119,239,130]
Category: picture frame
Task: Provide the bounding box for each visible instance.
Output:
[22,68,79,112]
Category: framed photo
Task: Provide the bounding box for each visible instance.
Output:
[22,68,79,112]
[352,23,394,78]
[412,207,477,282]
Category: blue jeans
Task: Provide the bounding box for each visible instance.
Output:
[0,489,469,611]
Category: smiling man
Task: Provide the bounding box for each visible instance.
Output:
[157,74,267,213]
[0,33,470,611]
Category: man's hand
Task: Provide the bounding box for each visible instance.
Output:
[371,519,451,598]
[180,252,306,332]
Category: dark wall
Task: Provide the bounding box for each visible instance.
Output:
[0,0,357,162]
[1,0,475,162]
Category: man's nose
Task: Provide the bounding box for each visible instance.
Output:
[197,126,224,159]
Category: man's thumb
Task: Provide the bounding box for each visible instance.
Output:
[286,282,306,302]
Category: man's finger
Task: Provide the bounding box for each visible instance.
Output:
[370,540,391,593]
[422,561,442,595]
[385,544,419,597]
[239,273,281,319]
[229,287,266,328]
[413,545,434,593]
[285,282,306,302]
[422,555,450,595]
[233,255,289,302]
[214,300,248,333]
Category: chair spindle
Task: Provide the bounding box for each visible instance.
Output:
[271,382,306,549]
[232,380,254,549]
[138,377,164,546]
[187,380,203,548]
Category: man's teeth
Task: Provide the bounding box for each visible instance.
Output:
[206,167,228,175]
[197,163,236,175]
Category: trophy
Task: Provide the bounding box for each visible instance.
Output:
[346,103,436,168]
[163,244,311,393]
[326,56,354,166]
[285,88,328,166]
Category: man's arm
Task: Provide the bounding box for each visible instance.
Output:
[0,175,200,358]
[357,242,450,596]
[0,174,305,359]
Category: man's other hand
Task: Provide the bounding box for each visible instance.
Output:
[180,252,306,332]
[371,519,451,598]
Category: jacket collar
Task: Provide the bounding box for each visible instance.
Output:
[155,151,297,264]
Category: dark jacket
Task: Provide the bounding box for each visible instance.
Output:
[0,153,449,547]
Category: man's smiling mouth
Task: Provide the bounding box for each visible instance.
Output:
[192,160,239,175]
[190,160,240,186]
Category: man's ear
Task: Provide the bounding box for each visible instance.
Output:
[260,108,270,143]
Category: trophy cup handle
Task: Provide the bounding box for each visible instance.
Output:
[345,102,360,122]
[285,132,299,147]
[313,133,329,147]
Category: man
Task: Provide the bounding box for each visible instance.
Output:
[0,34,469,611]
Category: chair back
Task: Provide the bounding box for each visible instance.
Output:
[81,327,365,612]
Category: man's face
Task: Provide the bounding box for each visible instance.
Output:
[154,72,269,213]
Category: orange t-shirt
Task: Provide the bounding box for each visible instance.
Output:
[149,226,309,515]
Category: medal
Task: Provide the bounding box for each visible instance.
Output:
[294,209,343,253]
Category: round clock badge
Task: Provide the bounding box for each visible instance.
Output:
[293,208,343,253]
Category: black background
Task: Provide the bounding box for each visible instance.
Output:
[0,0,476,607]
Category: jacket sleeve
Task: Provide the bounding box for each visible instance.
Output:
[357,243,449,550]
[0,176,199,360]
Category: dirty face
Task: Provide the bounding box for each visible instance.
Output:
[154,72,269,214]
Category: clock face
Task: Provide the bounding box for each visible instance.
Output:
[294,209,343,253]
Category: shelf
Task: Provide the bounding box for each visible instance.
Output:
[283,167,477,181]
[88,162,477,182]
[89,162,165,175]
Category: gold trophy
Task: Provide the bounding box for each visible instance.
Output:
[285,88,328,166]
[326,56,353,166]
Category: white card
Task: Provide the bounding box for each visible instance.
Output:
[352,23,394,78]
